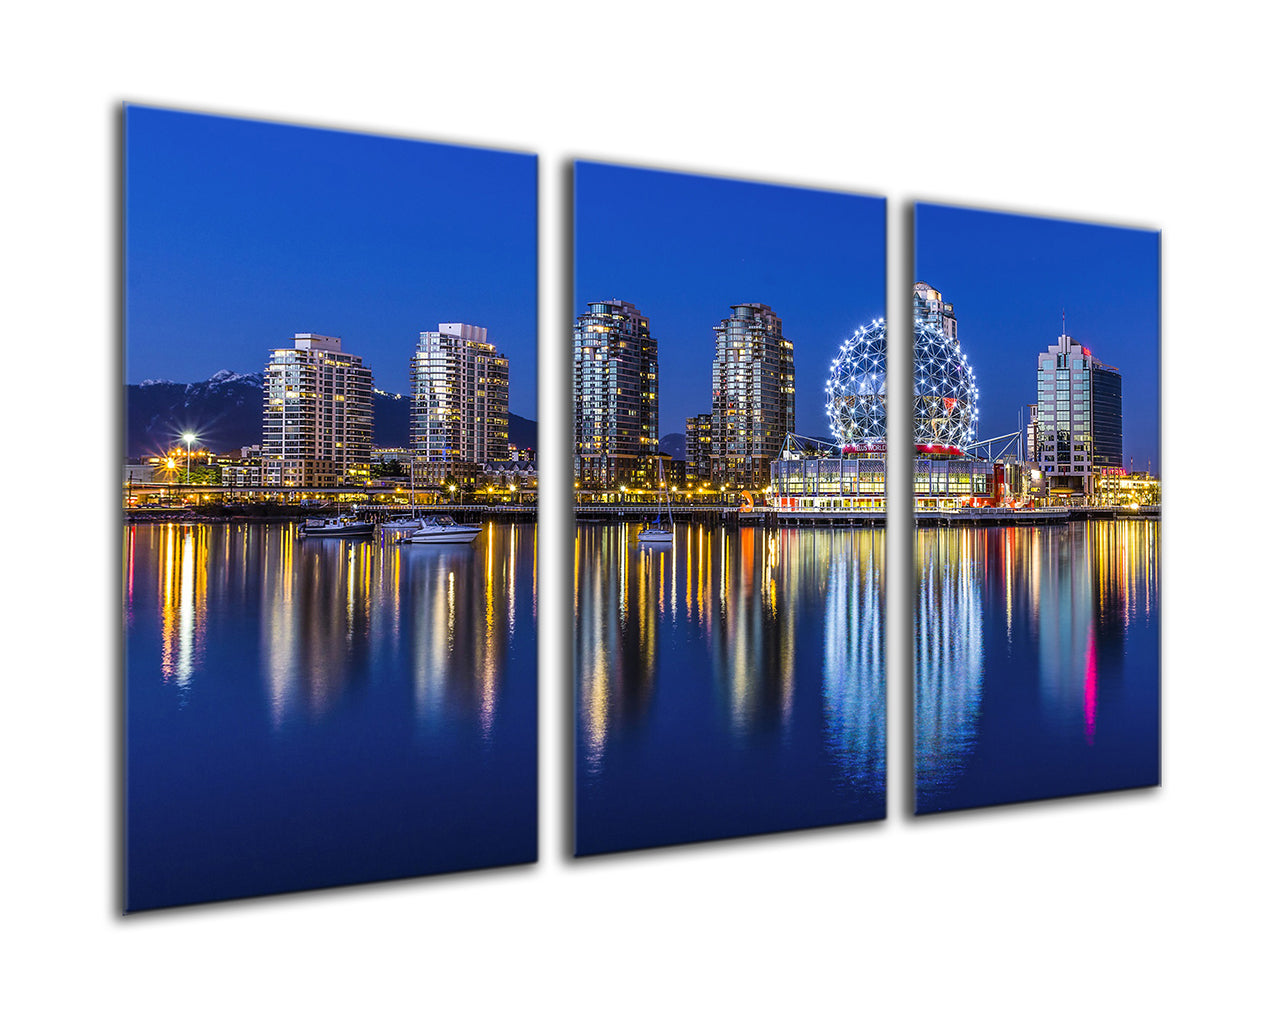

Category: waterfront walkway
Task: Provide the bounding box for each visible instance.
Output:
[574,503,1160,527]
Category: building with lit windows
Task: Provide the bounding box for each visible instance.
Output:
[410,323,509,484]
[710,302,795,490]
[573,299,658,489]
[262,333,373,487]
[685,412,713,485]
[914,280,957,340]
[1094,470,1160,506]
[770,434,997,511]
[1034,334,1122,499]
[771,291,997,511]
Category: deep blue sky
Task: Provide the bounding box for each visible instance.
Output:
[915,203,1160,473]
[574,162,885,439]
[125,106,538,417]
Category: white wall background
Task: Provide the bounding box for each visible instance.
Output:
[3,3,1275,1017]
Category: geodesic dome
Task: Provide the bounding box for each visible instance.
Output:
[914,320,978,447]
[825,318,887,445]
[825,316,980,450]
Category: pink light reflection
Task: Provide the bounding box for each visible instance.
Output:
[1084,625,1097,745]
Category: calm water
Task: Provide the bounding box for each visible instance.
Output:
[124,521,537,911]
[575,523,886,855]
[915,520,1160,813]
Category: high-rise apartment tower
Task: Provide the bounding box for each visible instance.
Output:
[410,323,509,481]
[262,333,373,487]
[573,299,658,488]
[710,303,794,490]
[685,413,713,486]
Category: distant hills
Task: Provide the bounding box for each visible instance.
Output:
[124,371,536,458]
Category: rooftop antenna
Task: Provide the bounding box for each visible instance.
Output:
[1062,307,1066,339]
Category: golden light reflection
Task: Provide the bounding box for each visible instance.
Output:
[127,521,532,737]
[157,524,207,688]
[576,523,822,762]
[576,526,656,773]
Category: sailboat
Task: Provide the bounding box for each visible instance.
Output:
[637,457,675,543]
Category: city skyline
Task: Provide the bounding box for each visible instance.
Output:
[915,203,1160,473]
[574,162,886,440]
[124,106,538,418]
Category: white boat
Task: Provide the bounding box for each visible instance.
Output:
[379,516,424,534]
[637,458,675,543]
[299,516,374,538]
[399,515,482,545]
[380,456,424,533]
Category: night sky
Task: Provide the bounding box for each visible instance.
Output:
[574,162,886,440]
[125,105,538,418]
[915,203,1160,473]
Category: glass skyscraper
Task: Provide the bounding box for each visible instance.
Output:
[1035,334,1123,497]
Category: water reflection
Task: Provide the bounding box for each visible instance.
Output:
[575,522,885,848]
[822,530,886,792]
[124,520,538,909]
[125,522,532,736]
[915,520,1160,811]
[914,529,986,799]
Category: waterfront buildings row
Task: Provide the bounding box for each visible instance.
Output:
[259,326,515,489]
[573,299,794,492]
[768,282,1149,510]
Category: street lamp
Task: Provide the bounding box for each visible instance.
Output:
[182,432,197,486]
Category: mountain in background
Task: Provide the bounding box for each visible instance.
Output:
[124,372,537,458]
[658,432,686,460]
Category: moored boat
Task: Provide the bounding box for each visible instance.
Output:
[299,516,375,538]
[637,457,675,543]
[637,521,674,543]
[379,516,424,534]
[399,515,482,545]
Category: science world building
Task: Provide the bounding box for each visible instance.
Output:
[770,288,998,510]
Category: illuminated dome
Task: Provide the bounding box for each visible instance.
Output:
[825,316,979,451]
[914,319,978,447]
[825,318,886,446]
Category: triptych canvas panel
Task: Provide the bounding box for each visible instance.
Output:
[123,107,538,911]
[571,163,888,854]
[122,106,1159,910]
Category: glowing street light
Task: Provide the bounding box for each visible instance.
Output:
[182,431,197,486]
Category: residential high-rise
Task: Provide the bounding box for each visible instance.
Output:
[410,323,509,482]
[1034,333,1122,497]
[710,303,794,490]
[914,281,958,340]
[573,299,658,489]
[262,333,373,487]
[685,413,713,486]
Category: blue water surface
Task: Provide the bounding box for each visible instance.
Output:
[575,523,886,855]
[915,520,1160,813]
[124,521,536,911]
